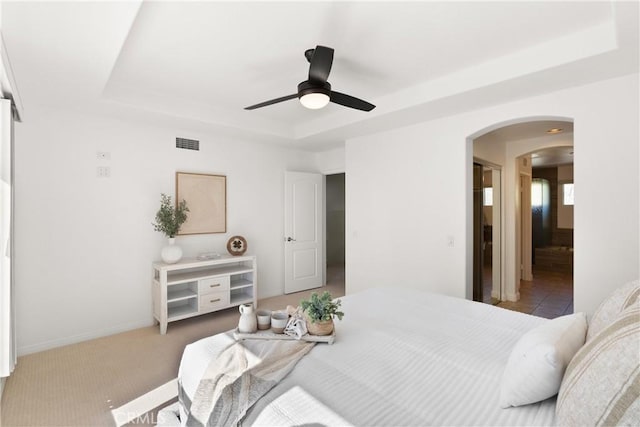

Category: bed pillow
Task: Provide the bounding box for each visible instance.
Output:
[587,279,640,341]
[556,304,640,426]
[499,312,587,408]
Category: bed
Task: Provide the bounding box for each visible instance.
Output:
[159,283,640,426]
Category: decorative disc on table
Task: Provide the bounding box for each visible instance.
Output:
[227,235,247,256]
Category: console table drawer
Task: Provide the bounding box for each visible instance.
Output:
[198,276,230,294]
[199,291,230,312]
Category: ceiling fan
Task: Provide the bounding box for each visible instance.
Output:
[244,45,376,112]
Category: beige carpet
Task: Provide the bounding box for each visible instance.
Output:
[0,267,345,426]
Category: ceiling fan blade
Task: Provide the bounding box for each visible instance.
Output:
[244,94,298,110]
[330,91,376,111]
[308,45,334,84]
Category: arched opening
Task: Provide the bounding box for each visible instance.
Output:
[467,117,574,318]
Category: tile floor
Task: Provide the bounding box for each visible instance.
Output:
[497,268,573,318]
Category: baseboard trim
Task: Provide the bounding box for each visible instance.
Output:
[505,292,520,302]
[17,319,154,356]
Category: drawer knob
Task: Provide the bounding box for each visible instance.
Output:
[210,298,221,303]
[210,283,220,288]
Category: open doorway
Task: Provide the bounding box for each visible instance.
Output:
[469,118,574,318]
[326,173,346,293]
[522,149,574,317]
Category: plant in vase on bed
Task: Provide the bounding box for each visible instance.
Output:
[300,291,344,336]
[152,193,189,264]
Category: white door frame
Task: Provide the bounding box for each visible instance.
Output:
[472,158,504,302]
[320,168,346,290]
[519,173,533,282]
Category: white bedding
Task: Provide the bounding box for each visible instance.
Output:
[178,287,557,426]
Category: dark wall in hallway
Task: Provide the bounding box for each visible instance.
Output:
[532,167,573,248]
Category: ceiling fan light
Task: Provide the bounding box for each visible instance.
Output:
[299,92,330,109]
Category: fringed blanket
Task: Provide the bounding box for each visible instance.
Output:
[179,337,315,427]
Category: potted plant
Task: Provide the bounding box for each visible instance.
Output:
[152,193,189,263]
[300,291,344,336]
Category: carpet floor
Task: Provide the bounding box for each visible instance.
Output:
[0,267,345,426]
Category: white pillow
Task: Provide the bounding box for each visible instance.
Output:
[499,313,587,408]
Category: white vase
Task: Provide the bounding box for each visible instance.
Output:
[161,238,182,264]
[238,304,257,333]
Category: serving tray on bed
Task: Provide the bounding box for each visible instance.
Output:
[233,328,335,344]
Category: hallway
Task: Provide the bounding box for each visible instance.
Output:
[497,267,573,318]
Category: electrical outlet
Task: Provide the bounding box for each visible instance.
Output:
[97,151,110,160]
[97,166,111,178]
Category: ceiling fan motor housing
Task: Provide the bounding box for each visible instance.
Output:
[297,80,331,98]
[244,45,375,111]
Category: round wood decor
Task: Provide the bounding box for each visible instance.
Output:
[226,235,247,256]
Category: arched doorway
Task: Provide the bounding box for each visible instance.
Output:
[468,117,574,318]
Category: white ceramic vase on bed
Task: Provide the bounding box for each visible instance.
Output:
[161,238,182,264]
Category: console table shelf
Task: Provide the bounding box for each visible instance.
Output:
[152,255,257,334]
[231,278,252,288]
[167,288,197,302]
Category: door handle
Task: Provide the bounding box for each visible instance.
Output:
[286,237,296,242]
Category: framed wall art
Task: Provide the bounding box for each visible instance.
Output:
[176,172,226,234]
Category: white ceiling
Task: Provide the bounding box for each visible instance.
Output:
[531,146,575,168]
[2,1,638,151]
[479,121,574,144]
[476,120,575,167]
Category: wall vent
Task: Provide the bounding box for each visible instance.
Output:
[176,137,199,151]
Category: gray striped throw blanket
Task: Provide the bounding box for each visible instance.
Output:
[179,336,315,427]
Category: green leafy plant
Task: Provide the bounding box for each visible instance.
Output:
[300,291,344,323]
[152,193,189,238]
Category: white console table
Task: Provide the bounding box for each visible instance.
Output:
[152,255,257,334]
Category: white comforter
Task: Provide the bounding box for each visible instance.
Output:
[177,287,557,426]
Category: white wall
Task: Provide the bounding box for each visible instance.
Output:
[346,120,468,298]
[14,106,316,354]
[0,4,4,398]
[346,73,639,316]
[474,137,506,166]
[315,147,345,174]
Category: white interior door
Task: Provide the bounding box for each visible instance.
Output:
[284,171,323,294]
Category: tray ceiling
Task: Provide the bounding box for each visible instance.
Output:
[2,1,638,150]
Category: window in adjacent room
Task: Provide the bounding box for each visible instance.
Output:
[483,187,493,206]
[531,180,543,207]
[562,182,574,206]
